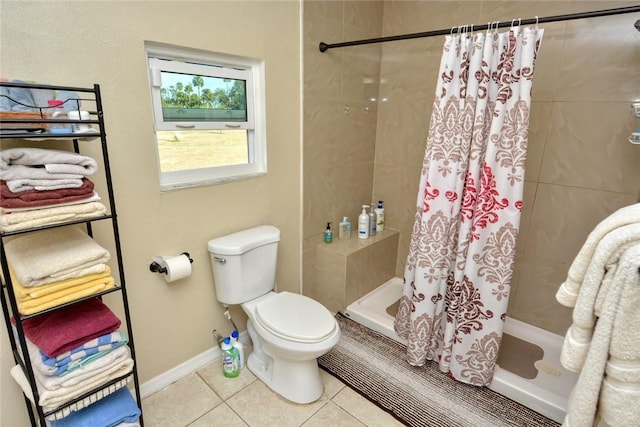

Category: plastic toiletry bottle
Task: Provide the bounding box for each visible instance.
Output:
[339,217,351,240]
[368,204,377,237]
[221,337,239,378]
[230,330,245,370]
[358,205,370,239]
[375,200,385,232]
[47,100,68,133]
[324,222,333,243]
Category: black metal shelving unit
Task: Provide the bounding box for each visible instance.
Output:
[0,82,143,426]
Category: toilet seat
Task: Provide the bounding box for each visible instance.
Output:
[255,292,336,343]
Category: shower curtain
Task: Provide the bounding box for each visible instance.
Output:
[394,25,544,386]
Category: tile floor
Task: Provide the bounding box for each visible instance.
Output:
[141,358,405,427]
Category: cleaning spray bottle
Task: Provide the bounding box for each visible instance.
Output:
[221,337,239,378]
[230,330,245,369]
[358,205,370,239]
[324,222,333,243]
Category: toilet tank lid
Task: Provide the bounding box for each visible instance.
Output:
[208,225,280,255]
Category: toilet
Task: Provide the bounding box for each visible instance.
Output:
[207,225,340,404]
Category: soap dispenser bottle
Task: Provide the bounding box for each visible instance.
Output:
[339,217,351,240]
[375,200,385,232]
[324,222,333,243]
[358,205,370,239]
[368,203,377,237]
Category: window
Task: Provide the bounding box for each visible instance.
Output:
[145,42,267,190]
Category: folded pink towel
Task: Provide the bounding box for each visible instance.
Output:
[15,297,121,357]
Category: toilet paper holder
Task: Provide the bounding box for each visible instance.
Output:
[149,252,193,275]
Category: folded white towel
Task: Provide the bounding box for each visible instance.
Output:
[29,343,130,391]
[0,147,97,175]
[10,365,131,419]
[0,164,83,181]
[5,178,84,193]
[0,201,107,233]
[556,203,640,307]
[3,227,110,287]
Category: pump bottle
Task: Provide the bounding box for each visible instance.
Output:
[375,200,385,232]
[358,205,370,239]
[368,203,377,236]
[339,217,351,239]
[324,222,333,243]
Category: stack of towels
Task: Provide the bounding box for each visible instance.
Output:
[556,202,640,427]
[0,147,107,232]
[4,227,114,315]
[10,298,139,424]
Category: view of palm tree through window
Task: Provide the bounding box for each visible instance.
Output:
[157,71,249,172]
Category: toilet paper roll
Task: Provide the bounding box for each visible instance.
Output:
[161,254,192,282]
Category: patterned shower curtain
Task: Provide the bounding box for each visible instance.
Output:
[394,25,544,386]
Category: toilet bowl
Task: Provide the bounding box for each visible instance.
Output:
[207,225,341,404]
[242,291,340,403]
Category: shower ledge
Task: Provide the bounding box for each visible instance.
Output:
[308,228,399,314]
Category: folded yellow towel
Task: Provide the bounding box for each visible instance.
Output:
[11,265,111,300]
[9,265,115,315]
[17,280,115,315]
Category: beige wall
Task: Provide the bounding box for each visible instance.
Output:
[0,1,301,425]
[304,0,640,338]
[302,1,384,294]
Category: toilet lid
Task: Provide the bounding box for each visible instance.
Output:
[255,292,336,343]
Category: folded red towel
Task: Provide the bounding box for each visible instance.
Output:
[0,178,94,202]
[14,297,121,357]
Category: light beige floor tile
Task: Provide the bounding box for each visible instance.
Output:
[332,386,405,427]
[142,372,222,427]
[188,403,248,427]
[320,369,346,398]
[227,381,327,427]
[302,400,366,426]
[197,360,257,400]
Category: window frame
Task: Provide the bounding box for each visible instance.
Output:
[145,42,267,191]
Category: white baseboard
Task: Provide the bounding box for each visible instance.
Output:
[139,331,250,399]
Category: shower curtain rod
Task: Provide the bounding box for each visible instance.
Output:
[318,5,640,52]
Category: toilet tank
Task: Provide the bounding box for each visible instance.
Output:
[207,225,280,305]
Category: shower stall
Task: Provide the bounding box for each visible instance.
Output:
[303,1,640,423]
[344,277,578,423]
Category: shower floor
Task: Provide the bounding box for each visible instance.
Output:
[345,277,578,423]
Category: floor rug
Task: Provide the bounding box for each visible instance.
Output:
[318,313,560,427]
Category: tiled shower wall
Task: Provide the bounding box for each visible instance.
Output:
[302,1,384,295]
[304,1,640,335]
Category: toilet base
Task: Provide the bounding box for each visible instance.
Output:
[247,351,324,404]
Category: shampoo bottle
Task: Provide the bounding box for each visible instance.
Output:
[358,205,370,239]
[230,330,245,369]
[324,222,333,243]
[339,217,351,240]
[221,337,239,378]
[368,203,377,237]
[375,200,385,232]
